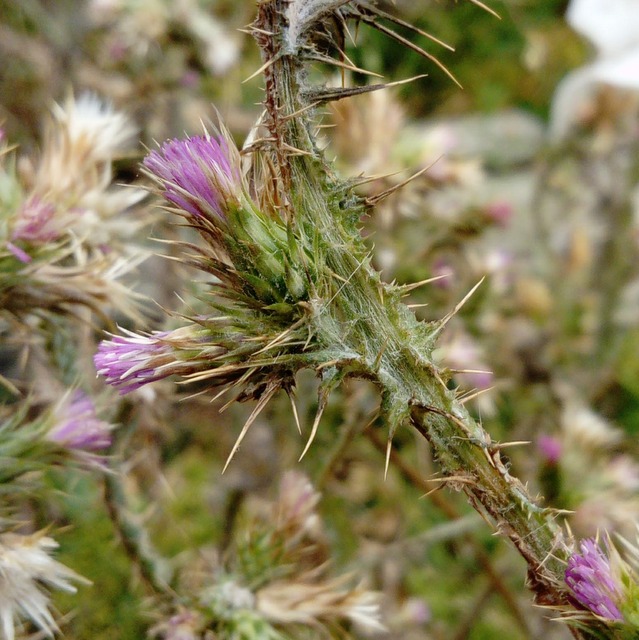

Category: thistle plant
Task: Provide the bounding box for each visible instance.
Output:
[93,1,611,637]
[2,1,637,639]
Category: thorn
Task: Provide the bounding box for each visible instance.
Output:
[407,303,429,309]
[242,137,278,154]
[299,398,326,461]
[242,53,282,83]
[366,155,441,206]
[338,13,357,47]
[362,18,462,88]
[491,440,532,451]
[350,169,406,187]
[436,277,485,334]
[333,37,359,68]
[255,317,306,355]
[492,440,531,450]
[459,386,494,405]
[280,101,320,122]
[384,438,392,480]
[304,74,428,105]
[450,368,493,375]
[326,253,370,306]
[316,359,340,370]
[307,52,384,78]
[398,273,450,293]
[281,142,314,156]
[219,391,241,414]
[363,4,455,51]
[243,26,275,36]
[209,385,234,403]
[419,475,476,498]
[179,387,212,403]
[373,338,389,370]
[467,0,501,19]
[222,382,279,473]
[289,392,302,434]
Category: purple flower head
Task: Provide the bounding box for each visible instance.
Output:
[49,390,112,452]
[565,538,624,622]
[12,197,59,243]
[143,134,241,221]
[94,329,174,394]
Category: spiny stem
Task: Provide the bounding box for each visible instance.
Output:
[366,426,532,637]
[103,470,173,595]
[251,1,598,636]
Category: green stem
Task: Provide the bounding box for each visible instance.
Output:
[103,400,172,595]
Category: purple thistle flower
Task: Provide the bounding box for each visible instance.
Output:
[49,391,112,452]
[94,329,174,394]
[143,134,241,221]
[565,538,624,622]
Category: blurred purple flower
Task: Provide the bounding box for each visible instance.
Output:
[6,242,32,264]
[11,197,59,243]
[537,434,563,465]
[49,391,112,452]
[180,70,201,89]
[143,134,241,221]
[431,257,455,289]
[565,538,624,621]
[94,329,173,394]
[403,597,431,625]
[484,200,513,227]
[440,331,493,390]
[150,609,203,640]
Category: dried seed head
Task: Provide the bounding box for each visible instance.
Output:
[0,531,88,640]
